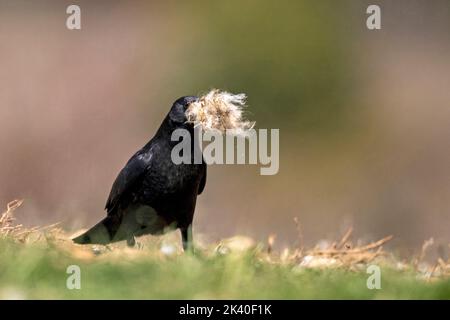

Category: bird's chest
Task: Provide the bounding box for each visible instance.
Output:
[142,161,203,199]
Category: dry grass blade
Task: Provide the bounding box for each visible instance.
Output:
[0,199,60,243]
[267,234,276,254]
[293,217,304,256]
[347,235,394,253]
[0,200,24,235]
[310,235,393,255]
[298,234,394,269]
[414,238,434,268]
[337,227,353,249]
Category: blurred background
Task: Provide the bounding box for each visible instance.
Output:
[0,0,449,255]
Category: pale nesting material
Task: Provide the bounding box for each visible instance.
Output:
[160,243,177,256]
[298,255,341,269]
[215,236,256,255]
[186,89,255,134]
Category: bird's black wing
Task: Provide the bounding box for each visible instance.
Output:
[105,149,154,214]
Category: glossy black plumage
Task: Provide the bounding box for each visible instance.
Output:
[73,96,206,250]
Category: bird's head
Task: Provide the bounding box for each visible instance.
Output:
[167,90,254,134]
[168,96,199,125]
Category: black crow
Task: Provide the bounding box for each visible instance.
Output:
[73,96,206,250]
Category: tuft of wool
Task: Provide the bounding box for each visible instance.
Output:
[186,89,255,134]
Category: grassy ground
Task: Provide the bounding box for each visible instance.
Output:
[0,238,449,299]
[1,201,449,299]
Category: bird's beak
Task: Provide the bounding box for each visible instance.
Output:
[185,97,204,125]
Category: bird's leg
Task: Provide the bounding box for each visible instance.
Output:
[126,236,136,247]
[127,235,144,249]
[181,225,193,252]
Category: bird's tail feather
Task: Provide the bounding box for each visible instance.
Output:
[72,215,125,245]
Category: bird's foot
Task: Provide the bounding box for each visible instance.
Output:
[127,236,136,247]
[127,236,144,249]
[135,241,144,250]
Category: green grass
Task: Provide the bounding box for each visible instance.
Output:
[0,239,449,299]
